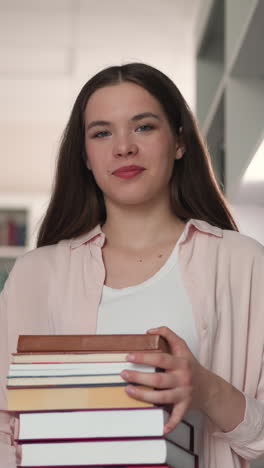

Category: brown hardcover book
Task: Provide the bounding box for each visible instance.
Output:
[8,385,153,411]
[17,334,169,353]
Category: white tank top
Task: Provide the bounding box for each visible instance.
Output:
[96,233,203,458]
[97,235,198,355]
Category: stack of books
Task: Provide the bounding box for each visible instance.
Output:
[7,334,199,468]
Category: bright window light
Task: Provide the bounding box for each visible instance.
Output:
[242,138,264,182]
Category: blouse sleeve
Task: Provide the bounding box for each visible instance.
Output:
[213,387,264,460]
[0,272,21,467]
[213,246,264,461]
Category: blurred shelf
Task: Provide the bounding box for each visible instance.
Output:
[0,246,27,258]
[196,0,225,129]
[196,0,264,198]
[0,192,49,252]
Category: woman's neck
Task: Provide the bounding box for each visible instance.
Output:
[102,200,186,250]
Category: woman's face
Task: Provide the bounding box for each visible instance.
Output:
[84,81,183,208]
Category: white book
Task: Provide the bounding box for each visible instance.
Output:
[12,352,130,363]
[9,361,155,377]
[19,438,198,468]
[7,374,125,387]
[18,407,193,451]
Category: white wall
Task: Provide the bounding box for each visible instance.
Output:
[0,0,200,195]
[231,204,264,246]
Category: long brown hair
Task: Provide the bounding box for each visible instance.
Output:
[37,63,238,247]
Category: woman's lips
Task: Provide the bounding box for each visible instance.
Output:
[112,165,146,179]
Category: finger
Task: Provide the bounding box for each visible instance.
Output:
[121,364,192,389]
[126,351,180,370]
[125,384,191,406]
[126,351,192,376]
[147,326,188,356]
[121,369,180,389]
[164,398,191,434]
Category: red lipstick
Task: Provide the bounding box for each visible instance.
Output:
[112,165,145,179]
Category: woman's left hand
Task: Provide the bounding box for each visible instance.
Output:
[120,326,209,433]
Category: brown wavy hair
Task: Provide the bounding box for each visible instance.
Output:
[37,62,238,247]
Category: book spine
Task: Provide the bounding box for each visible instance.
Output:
[7,382,127,389]
[18,435,167,444]
[17,334,169,353]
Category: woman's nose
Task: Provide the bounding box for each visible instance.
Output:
[113,141,138,158]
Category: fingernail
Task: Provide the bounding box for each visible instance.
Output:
[126,353,135,361]
[126,385,136,395]
[120,371,129,379]
[164,424,171,434]
[148,328,158,332]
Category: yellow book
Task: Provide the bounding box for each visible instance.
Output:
[8,385,153,411]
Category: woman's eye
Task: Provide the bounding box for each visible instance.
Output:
[136,124,154,132]
[92,130,111,139]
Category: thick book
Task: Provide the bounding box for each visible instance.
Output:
[12,352,132,363]
[7,374,126,388]
[17,407,193,452]
[8,361,155,377]
[18,437,198,468]
[17,334,170,353]
[8,385,153,411]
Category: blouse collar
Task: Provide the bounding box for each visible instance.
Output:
[70,218,223,250]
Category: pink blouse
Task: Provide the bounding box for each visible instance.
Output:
[0,218,264,467]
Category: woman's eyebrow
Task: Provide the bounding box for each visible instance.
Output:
[86,120,110,131]
[131,112,161,122]
[86,112,161,131]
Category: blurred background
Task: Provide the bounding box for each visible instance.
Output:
[0,2,263,466]
[0,0,263,286]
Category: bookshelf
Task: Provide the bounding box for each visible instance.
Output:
[0,193,49,290]
[196,0,264,200]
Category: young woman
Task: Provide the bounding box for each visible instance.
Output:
[0,63,263,468]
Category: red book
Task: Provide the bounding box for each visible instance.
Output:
[7,218,17,246]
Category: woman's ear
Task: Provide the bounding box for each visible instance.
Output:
[175,144,185,160]
[175,127,185,160]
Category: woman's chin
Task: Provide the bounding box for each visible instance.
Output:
[105,192,165,210]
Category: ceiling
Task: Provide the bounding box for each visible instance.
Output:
[0,0,201,86]
[1,1,261,206]
[0,0,202,123]
[0,0,201,193]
